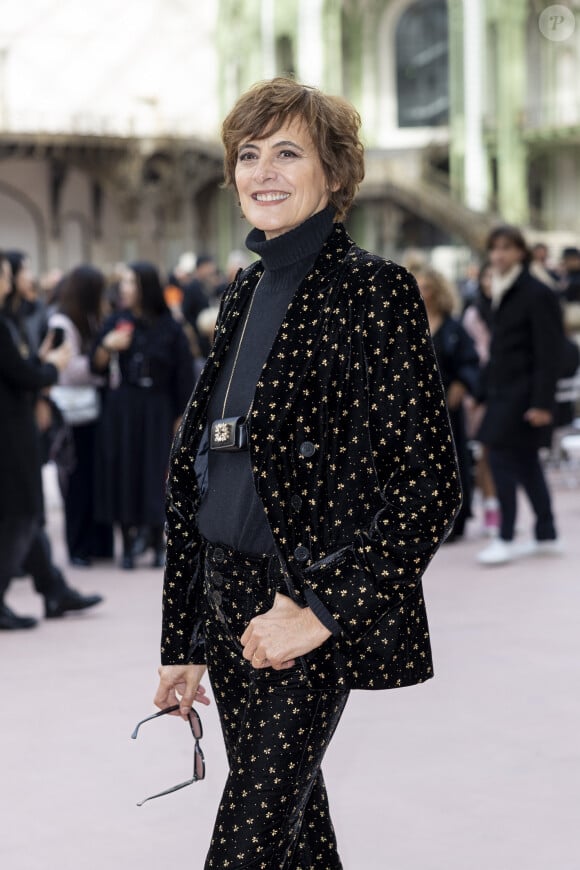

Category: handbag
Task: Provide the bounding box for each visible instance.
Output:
[50,385,101,425]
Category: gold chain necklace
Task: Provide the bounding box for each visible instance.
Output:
[210,274,263,451]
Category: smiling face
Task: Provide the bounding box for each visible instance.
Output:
[234,117,336,239]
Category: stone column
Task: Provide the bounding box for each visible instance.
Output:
[463,0,488,211]
[261,0,276,78]
[448,0,465,200]
[297,0,324,85]
[493,0,529,224]
[321,0,342,93]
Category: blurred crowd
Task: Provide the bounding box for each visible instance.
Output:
[0,244,248,630]
[410,232,580,565]
[1,228,579,630]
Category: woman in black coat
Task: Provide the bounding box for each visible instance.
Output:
[141,79,461,868]
[49,266,113,566]
[416,267,480,540]
[92,262,194,569]
[476,226,564,566]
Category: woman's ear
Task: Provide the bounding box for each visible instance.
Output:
[328,175,341,194]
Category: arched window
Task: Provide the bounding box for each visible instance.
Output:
[0,185,44,273]
[396,0,449,127]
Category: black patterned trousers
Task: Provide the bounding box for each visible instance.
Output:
[202,541,349,870]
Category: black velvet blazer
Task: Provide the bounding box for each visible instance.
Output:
[161,223,461,691]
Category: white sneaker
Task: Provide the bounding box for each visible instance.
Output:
[476,539,516,566]
[514,539,565,558]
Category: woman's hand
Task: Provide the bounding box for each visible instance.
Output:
[154,664,210,719]
[44,343,72,371]
[34,396,53,432]
[240,593,331,671]
[39,331,72,372]
[102,328,134,353]
[446,380,467,410]
[524,407,553,427]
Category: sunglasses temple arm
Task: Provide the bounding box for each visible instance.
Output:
[130,704,181,739]
[136,778,195,807]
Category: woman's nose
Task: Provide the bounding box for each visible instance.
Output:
[253,156,276,182]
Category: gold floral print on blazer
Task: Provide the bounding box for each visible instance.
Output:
[161,223,461,691]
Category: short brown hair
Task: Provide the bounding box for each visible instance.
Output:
[486,224,531,267]
[221,77,365,221]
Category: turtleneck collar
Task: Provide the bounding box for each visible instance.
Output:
[245,205,335,272]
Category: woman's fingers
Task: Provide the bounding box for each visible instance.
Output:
[153,680,179,711]
[154,664,209,717]
[178,673,198,717]
[270,658,296,671]
[195,684,211,706]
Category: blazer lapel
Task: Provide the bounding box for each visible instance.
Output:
[249,224,356,460]
[177,223,355,463]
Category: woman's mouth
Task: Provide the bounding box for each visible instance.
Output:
[252,192,290,202]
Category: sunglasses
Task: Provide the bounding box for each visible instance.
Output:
[131,704,205,806]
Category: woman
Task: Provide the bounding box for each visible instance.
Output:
[92,262,194,569]
[5,250,48,352]
[0,251,99,629]
[49,266,113,566]
[462,262,501,536]
[416,267,480,541]
[153,79,461,868]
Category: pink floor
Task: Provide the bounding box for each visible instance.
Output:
[1,465,579,870]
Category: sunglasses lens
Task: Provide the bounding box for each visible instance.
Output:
[194,746,205,780]
[189,714,202,740]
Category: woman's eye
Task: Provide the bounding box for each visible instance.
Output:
[238,151,256,162]
[279,150,298,159]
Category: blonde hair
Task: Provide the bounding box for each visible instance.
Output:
[415,267,460,316]
[221,77,365,221]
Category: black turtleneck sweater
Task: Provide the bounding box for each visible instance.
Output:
[196,206,334,554]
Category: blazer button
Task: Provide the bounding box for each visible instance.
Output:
[294,545,310,562]
[212,571,223,588]
[299,441,316,458]
[212,590,223,605]
[213,547,225,563]
[290,495,302,511]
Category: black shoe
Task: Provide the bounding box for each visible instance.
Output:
[0,603,38,630]
[121,554,135,570]
[70,556,92,568]
[44,588,104,619]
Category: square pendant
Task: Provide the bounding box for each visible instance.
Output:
[210,416,248,451]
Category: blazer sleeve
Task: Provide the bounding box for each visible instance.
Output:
[159,280,243,665]
[161,431,206,665]
[303,264,462,640]
[170,323,195,419]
